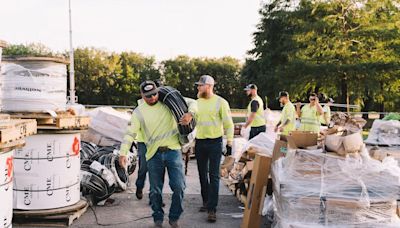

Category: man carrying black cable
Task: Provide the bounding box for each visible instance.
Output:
[119,81,191,228]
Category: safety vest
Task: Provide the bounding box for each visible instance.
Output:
[247,95,266,127]
[120,102,180,161]
[195,95,234,142]
[280,102,296,136]
[320,105,331,125]
[299,104,320,133]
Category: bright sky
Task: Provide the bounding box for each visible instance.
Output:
[0,0,262,60]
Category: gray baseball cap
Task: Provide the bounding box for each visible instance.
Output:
[195,75,215,85]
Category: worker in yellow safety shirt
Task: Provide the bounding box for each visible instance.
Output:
[296,93,324,133]
[180,75,234,223]
[274,91,296,136]
[243,84,266,139]
[119,81,195,228]
[320,97,333,126]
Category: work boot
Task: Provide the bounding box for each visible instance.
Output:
[154,220,163,227]
[169,220,180,228]
[136,188,143,200]
[207,211,217,223]
[199,202,207,212]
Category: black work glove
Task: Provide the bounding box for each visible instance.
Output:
[225,145,232,156]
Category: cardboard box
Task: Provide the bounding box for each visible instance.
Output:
[287,131,318,149]
[241,154,271,228]
[272,140,287,162]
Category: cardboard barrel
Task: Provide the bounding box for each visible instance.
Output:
[13,133,80,210]
[0,150,14,228]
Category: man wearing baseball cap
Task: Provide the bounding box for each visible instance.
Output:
[274,91,296,136]
[296,93,324,133]
[192,75,234,222]
[243,84,266,139]
[119,80,186,228]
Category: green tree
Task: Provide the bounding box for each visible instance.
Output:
[244,0,400,111]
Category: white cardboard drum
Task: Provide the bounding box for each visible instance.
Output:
[13,133,81,210]
[0,150,13,228]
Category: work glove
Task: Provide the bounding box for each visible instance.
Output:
[224,145,232,156]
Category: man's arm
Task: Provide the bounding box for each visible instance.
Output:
[221,100,234,146]
[315,98,324,115]
[179,97,197,125]
[296,103,302,118]
[120,113,140,156]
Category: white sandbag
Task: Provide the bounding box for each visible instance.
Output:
[243,132,275,158]
[325,134,344,153]
[86,107,131,142]
[343,133,364,153]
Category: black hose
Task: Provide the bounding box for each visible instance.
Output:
[158,86,196,137]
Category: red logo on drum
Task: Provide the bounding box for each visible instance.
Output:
[6,156,13,178]
[72,137,80,155]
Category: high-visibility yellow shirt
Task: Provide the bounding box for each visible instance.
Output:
[320,105,331,125]
[120,102,180,161]
[195,94,234,142]
[247,95,266,127]
[280,102,296,136]
[136,99,145,143]
[299,104,320,133]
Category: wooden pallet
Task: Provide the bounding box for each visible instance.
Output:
[13,200,88,227]
[8,112,90,130]
[0,119,37,144]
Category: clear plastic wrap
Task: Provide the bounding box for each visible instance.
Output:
[272,148,400,228]
[365,120,400,146]
[0,62,67,112]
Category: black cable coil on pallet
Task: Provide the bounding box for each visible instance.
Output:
[80,142,137,203]
[158,86,196,143]
[80,160,117,203]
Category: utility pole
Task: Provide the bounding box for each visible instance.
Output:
[68,0,76,104]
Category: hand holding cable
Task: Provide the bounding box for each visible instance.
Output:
[179,113,193,125]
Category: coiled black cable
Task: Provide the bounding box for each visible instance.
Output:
[80,160,116,203]
[158,86,196,138]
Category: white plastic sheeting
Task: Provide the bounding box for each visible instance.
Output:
[84,107,131,143]
[272,148,400,227]
[0,62,67,112]
[365,120,400,146]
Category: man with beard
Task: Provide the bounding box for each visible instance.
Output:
[243,84,266,139]
[181,75,234,223]
[119,81,188,228]
[274,91,296,136]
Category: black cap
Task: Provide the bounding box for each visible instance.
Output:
[309,93,317,97]
[140,81,159,96]
[244,84,257,91]
[277,91,289,100]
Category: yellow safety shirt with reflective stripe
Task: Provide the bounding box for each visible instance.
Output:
[136,99,145,143]
[299,104,320,133]
[280,102,296,136]
[320,105,331,125]
[195,95,234,142]
[120,102,180,161]
[247,95,266,127]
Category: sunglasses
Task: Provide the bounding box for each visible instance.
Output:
[145,92,158,99]
[309,97,316,101]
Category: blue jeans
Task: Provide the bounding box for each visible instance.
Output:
[135,142,147,190]
[195,137,222,212]
[147,149,185,222]
[249,125,266,140]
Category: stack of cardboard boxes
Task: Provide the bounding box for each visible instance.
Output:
[271,117,400,227]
